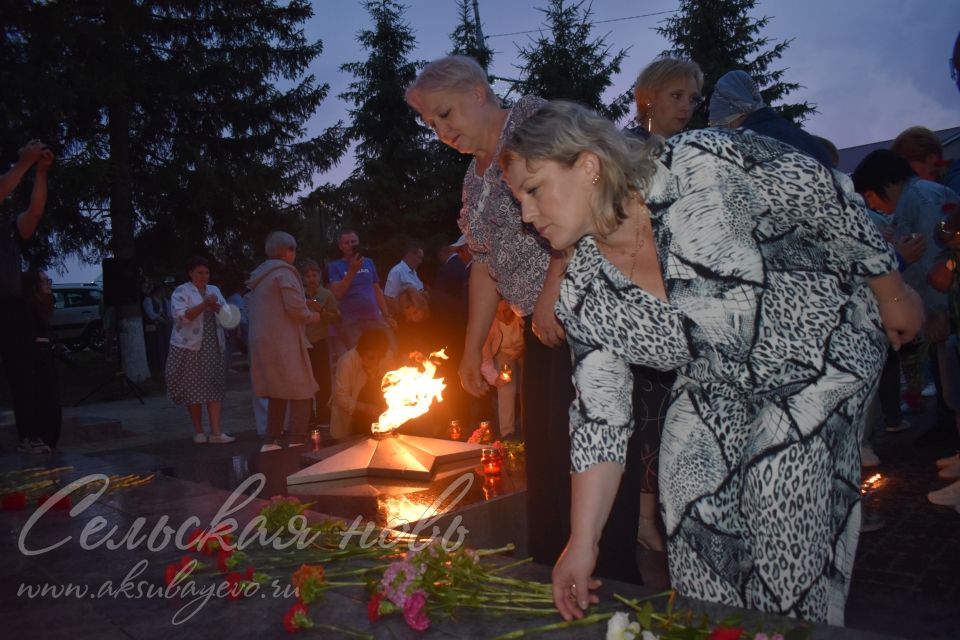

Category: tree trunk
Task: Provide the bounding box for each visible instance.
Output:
[107,99,150,383]
[106,1,149,383]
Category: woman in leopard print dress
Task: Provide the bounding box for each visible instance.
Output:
[500,101,923,625]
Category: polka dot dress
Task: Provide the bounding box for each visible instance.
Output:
[165,311,225,405]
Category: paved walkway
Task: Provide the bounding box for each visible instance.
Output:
[2,371,959,639]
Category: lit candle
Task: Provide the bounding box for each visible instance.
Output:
[310,429,321,450]
[481,447,504,475]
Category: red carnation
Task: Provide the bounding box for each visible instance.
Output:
[164,564,178,587]
[282,602,313,634]
[164,557,195,587]
[1,492,27,511]
[225,571,244,600]
[368,592,382,622]
[709,627,745,640]
[186,528,205,550]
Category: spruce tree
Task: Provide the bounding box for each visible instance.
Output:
[449,0,493,71]
[336,0,460,253]
[1,0,344,380]
[514,0,631,122]
[657,0,815,128]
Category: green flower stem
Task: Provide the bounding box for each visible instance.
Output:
[613,592,696,634]
[324,581,368,588]
[490,557,533,574]
[441,589,554,604]
[484,575,552,592]
[324,566,383,579]
[473,543,516,557]
[458,604,557,615]
[613,591,674,609]
[491,611,614,639]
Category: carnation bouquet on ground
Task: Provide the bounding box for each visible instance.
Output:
[155,495,811,640]
[0,467,154,511]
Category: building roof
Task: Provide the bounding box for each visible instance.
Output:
[838,125,960,174]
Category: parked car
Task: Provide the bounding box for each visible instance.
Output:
[51,283,105,351]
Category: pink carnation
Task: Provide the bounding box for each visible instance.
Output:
[402,589,430,631]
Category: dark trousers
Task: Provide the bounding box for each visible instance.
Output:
[877,347,903,429]
[308,340,331,424]
[267,398,311,443]
[0,297,36,441]
[521,320,642,584]
[928,342,960,449]
[34,342,62,448]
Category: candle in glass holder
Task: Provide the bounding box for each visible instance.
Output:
[448,420,462,441]
[480,446,504,475]
[310,429,321,451]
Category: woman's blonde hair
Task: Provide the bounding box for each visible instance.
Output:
[499,100,659,237]
[405,55,497,106]
[633,58,704,125]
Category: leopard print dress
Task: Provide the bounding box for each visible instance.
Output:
[556,128,897,625]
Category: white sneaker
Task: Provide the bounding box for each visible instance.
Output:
[260,442,282,453]
[193,433,208,444]
[928,478,960,506]
[921,382,937,398]
[936,453,960,468]
[938,460,960,480]
[861,445,881,467]
[208,433,235,444]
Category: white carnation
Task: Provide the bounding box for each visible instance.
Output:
[606,612,632,640]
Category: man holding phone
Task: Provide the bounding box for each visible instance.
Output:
[327,229,394,362]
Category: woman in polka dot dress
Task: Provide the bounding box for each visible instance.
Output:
[165,256,235,444]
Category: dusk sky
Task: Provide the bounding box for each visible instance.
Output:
[308,0,959,182]
[59,0,960,281]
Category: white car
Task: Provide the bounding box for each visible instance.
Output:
[51,283,105,351]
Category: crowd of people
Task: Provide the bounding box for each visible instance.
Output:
[402,45,956,628]
[3,34,959,630]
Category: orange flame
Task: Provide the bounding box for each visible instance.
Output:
[373,349,448,434]
[860,473,883,494]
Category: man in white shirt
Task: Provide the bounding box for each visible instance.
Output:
[383,241,425,315]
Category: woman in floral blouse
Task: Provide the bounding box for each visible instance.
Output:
[501,101,922,625]
[406,56,644,583]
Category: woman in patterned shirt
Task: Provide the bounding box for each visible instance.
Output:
[406,56,645,584]
[501,101,922,625]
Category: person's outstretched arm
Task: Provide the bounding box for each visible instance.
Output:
[1,141,45,202]
[16,149,53,240]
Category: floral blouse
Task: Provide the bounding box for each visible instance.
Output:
[459,95,551,317]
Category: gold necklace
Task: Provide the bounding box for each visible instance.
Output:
[598,215,646,281]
